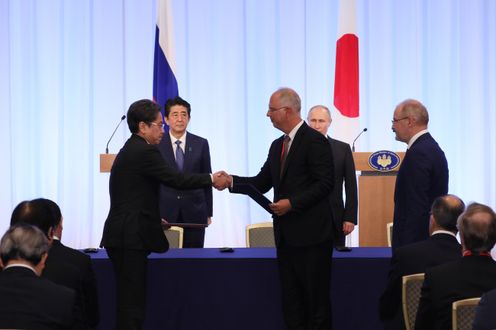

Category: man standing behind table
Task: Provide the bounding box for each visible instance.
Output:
[391,99,449,250]
[100,99,229,330]
[157,97,213,248]
[307,105,357,249]
[227,88,335,329]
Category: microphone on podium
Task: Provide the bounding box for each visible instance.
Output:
[352,128,368,152]
[106,115,126,154]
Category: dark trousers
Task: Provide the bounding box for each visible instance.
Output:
[183,227,206,248]
[177,211,206,248]
[106,248,149,330]
[277,239,333,330]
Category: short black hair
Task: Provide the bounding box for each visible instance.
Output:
[164,96,191,118]
[126,99,161,133]
[10,199,54,237]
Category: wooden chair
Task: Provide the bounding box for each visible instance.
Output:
[163,226,184,249]
[246,222,275,247]
[387,222,393,247]
[452,297,481,330]
[402,273,425,330]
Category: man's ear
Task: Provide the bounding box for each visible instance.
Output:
[35,252,49,276]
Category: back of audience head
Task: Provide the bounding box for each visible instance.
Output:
[429,194,465,234]
[0,224,49,275]
[457,202,496,253]
[10,198,60,240]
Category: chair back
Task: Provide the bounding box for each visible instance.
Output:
[164,226,184,249]
[246,222,275,247]
[387,222,393,247]
[452,297,481,330]
[402,273,425,330]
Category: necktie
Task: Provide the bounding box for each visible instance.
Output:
[280,135,291,177]
[175,140,184,171]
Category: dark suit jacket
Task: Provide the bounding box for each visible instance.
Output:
[393,132,449,249]
[472,288,496,330]
[327,137,357,241]
[43,239,100,328]
[415,255,496,330]
[379,233,462,328]
[231,122,335,247]
[158,132,213,223]
[0,266,75,330]
[100,134,212,253]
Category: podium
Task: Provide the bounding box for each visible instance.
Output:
[353,152,405,247]
[100,154,116,173]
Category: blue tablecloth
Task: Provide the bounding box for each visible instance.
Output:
[89,247,391,330]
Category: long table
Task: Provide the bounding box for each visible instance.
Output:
[90,247,391,330]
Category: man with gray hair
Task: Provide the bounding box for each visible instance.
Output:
[391,99,449,249]
[0,224,76,329]
[415,202,496,330]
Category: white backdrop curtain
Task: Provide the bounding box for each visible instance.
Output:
[1,0,494,248]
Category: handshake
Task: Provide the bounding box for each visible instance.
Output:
[212,171,233,190]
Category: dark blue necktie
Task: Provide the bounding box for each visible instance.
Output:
[175,140,184,171]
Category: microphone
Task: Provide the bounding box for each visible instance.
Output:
[106,115,126,154]
[352,128,368,152]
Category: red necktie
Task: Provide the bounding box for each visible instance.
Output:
[280,135,291,177]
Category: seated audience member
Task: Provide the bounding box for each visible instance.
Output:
[10,198,97,329]
[379,194,465,329]
[415,202,496,330]
[472,288,496,330]
[0,224,76,330]
[42,198,100,328]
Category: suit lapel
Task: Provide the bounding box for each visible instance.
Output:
[280,123,306,181]
[183,133,193,172]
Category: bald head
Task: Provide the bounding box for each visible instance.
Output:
[267,87,303,134]
[457,203,496,253]
[392,99,429,143]
[429,194,465,234]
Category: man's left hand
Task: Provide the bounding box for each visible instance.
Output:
[342,221,355,235]
[269,199,292,216]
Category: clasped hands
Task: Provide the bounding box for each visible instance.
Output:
[212,171,232,190]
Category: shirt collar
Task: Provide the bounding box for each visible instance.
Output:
[170,131,187,145]
[286,120,304,141]
[408,129,428,149]
[4,263,37,274]
[431,230,457,238]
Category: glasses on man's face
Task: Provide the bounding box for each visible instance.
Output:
[149,122,165,129]
[268,106,288,113]
[391,117,409,123]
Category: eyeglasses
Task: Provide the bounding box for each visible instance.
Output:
[391,117,409,123]
[268,106,288,113]
[149,122,165,129]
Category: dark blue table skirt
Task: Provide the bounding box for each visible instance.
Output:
[90,247,391,330]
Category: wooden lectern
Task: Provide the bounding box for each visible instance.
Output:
[100,154,116,173]
[353,152,405,247]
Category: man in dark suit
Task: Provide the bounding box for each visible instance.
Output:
[227,88,335,329]
[0,224,76,330]
[42,198,100,329]
[307,105,357,249]
[10,198,87,329]
[158,97,213,247]
[379,194,465,329]
[100,99,229,330]
[472,288,496,330]
[415,202,496,330]
[391,99,449,250]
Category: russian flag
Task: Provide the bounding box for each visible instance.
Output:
[332,0,360,146]
[153,0,178,111]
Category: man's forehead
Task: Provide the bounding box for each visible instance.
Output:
[170,105,188,113]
